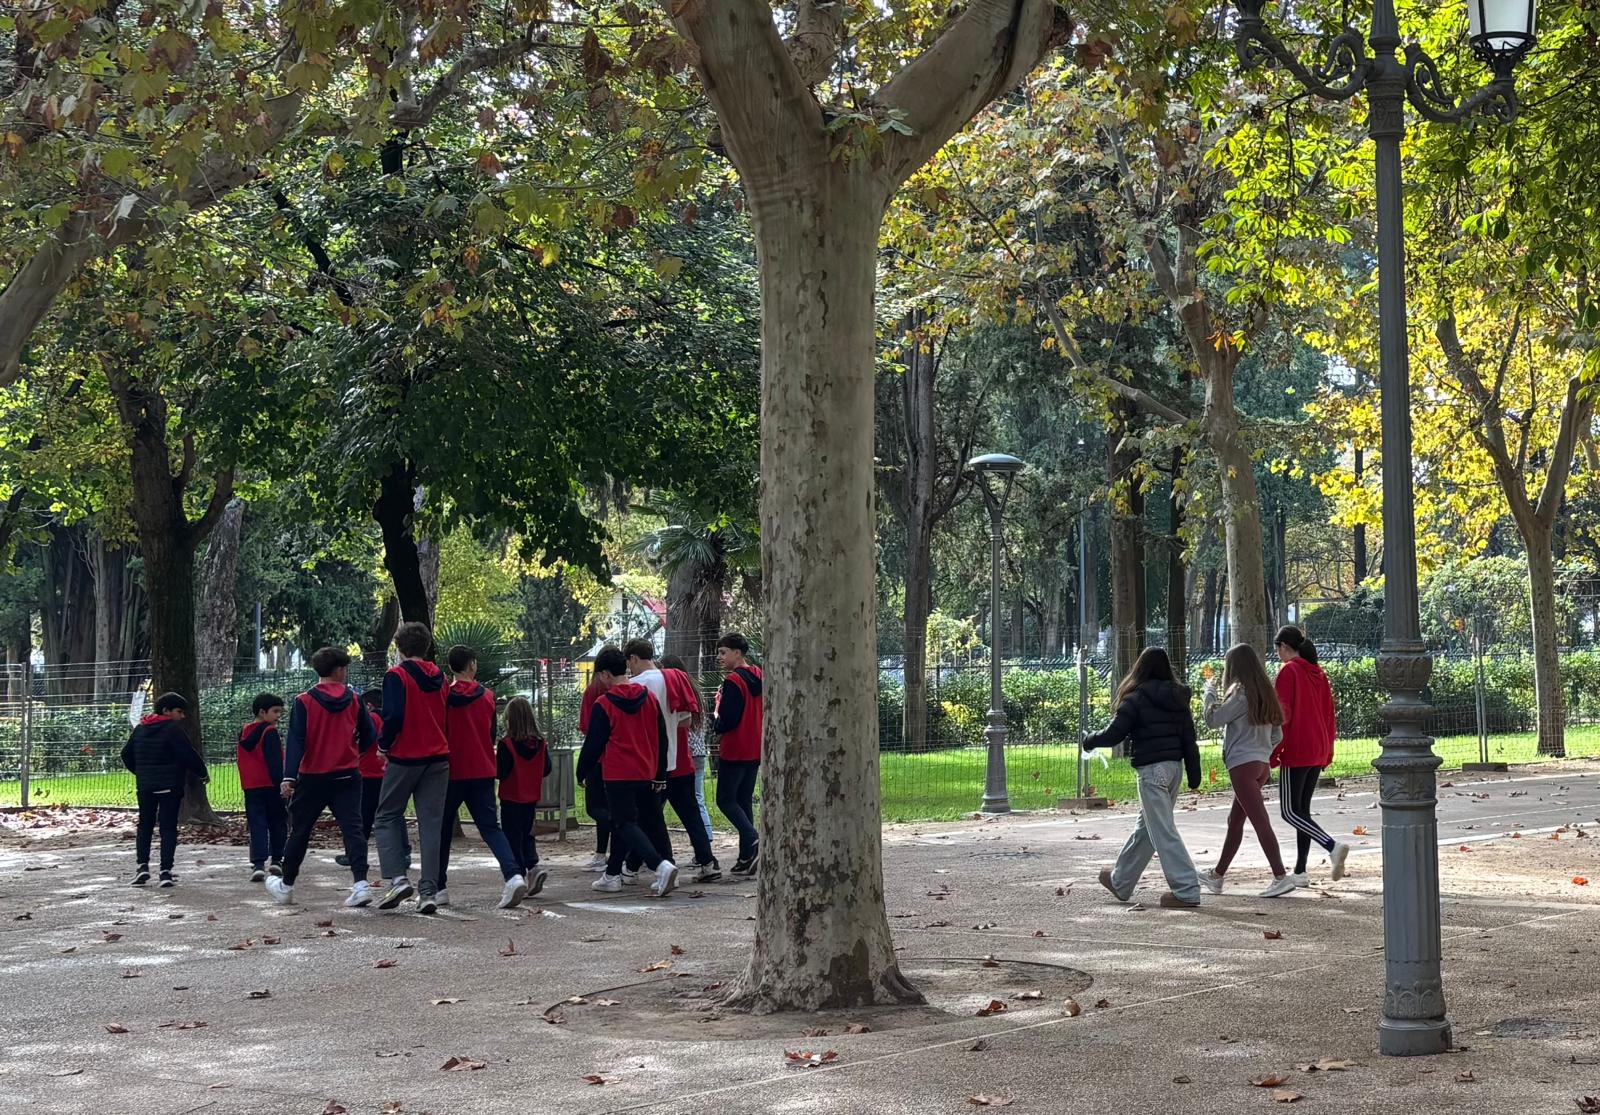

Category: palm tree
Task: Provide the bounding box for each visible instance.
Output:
[632,500,759,677]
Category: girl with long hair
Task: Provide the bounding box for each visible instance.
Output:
[1083,647,1203,908]
[496,695,552,896]
[1199,644,1294,897]
[1272,626,1349,883]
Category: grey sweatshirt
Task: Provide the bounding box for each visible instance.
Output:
[1203,684,1283,770]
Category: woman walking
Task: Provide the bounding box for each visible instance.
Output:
[1198,644,1295,898]
[1084,647,1203,909]
[1272,626,1350,883]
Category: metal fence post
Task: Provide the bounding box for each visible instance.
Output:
[19,657,32,808]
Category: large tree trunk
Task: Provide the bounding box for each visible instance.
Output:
[1203,354,1270,650]
[196,499,245,684]
[1108,401,1146,680]
[1523,522,1566,757]
[900,312,938,752]
[363,595,401,670]
[39,522,96,694]
[375,463,432,625]
[664,562,701,661]
[731,171,916,1012]
[1080,505,1100,652]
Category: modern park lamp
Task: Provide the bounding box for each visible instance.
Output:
[966,452,1023,814]
[1229,0,1535,1061]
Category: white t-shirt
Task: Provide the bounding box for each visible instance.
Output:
[630,667,686,773]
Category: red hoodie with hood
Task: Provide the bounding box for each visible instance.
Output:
[1272,656,1337,768]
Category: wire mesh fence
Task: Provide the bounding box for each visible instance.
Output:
[3,645,1597,822]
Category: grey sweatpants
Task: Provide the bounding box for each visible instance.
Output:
[1108,760,1200,902]
[375,760,449,896]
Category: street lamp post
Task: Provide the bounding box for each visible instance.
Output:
[1230,0,1537,1057]
[968,453,1024,815]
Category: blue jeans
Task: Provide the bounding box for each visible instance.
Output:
[438,777,523,888]
[1108,760,1199,902]
[243,786,288,867]
[692,754,714,837]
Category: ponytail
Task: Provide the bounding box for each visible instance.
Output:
[1274,625,1318,665]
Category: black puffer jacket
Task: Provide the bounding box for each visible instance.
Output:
[1084,680,1202,788]
[120,715,207,793]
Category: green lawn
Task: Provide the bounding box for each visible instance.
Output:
[6,727,1599,825]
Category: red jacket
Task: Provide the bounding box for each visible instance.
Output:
[578,683,667,783]
[287,682,371,778]
[359,711,386,778]
[714,665,763,762]
[444,680,497,780]
[1273,657,1336,768]
[236,722,281,791]
[497,735,550,803]
[662,667,700,776]
[381,659,449,762]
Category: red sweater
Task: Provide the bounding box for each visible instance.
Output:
[1273,657,1336,768]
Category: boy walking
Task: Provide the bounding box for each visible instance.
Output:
[624,640,719,881]
[712,633,763,875]
[121,692,208,887]
[237,693,288,881]
[437,645,529,910]
[373,622,452,913]
[579,666,613,871]
[577,646,680,897]
[337,688,410,872]
[264,647,377,908]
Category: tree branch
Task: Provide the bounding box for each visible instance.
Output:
[1041,301,1190,423]
[1436,312,1536,526]
[1536,375,1593,525]
[188,472,238,544]
[877,0,1070,189]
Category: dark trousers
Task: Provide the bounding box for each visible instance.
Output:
[716,759,761,860]
[243,786,288,867]
[500,800,540,872]
[281,771,367,886]
[604,780,669,873]
[662,775,714,865]
[135,789,183,873]
[584,776,612,855]
[1280,765,1335,873]
[438,777,522,889]
[1214,761,1285,877]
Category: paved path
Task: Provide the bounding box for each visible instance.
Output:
[2,763,1598,1115]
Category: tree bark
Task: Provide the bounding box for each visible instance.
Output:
[39,522,96,694]
[1524,525,1566,756]
[363,595,401,670]
[1199,567,1219,656]
[375,462,432,625]
[899,312,939,752]
[1166,448,1188,676]
[1108,401,1146,680]
[1080,505,1100,652]
[1202,352,1270,650]
[195,499,245,684]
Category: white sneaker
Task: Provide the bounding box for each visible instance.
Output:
[1288,871,1309,888]
[591,873,623,893]
[345,880,375,908]
[651,861,680,898]
[499,874,530,910]
[1199,869,1225,895]
[583,853,609,872]
[620,869,639,886]
[434,889,451,908]
[1330,842,1351,881]
[264,876,295,905]
[1260,875,1297,898]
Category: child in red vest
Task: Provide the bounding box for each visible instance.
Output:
[373,622,451,913]
[577,646,679,897]
[579,668,614,871]
[438,644,530,910]
[497,695,551,896]
[265,647,377,909]
[237,692,288,881]
[624,639,720,882]
[713,632,763,875]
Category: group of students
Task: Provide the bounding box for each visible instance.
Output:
[1084,624,1347,909]
[120,621,767,913]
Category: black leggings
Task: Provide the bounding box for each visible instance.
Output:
[500,800,540,872]
[1279,765,1335,873]
[604,780,669,874]
[136,790,184,873]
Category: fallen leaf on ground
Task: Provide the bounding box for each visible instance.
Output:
[227,940,253,951]
[967,1039,990,1052]
[439,1057,486,1072]
[1032,929,1048,938]
[205,914,217,922]
[1512,832,1523,839]
[379,1104,403,1114]
[314,919,333,928]
[1172,1075,1191,1084]
[373,959,397,969]
[1062,999,1082,1017]
[979,956,1000,968]
[119,969,141,979]
[1012,990,1043,1001]
[59,947,76,955]
[432,998,463,1006]
[103,1023,128,1034]
[102,932,121,942]
[583,1074,606,1085]
[845,1022,871,1034]
[247,989,271,1000]
[976,1000,1008,1017]
[1352,826,1368,836]
[1459,845,1472,852]
[1271,1090,1304,1104]
[670,944,686,956]
[262,936,280,945]
[1264,930,1284,940]
[499,940,518,957]
[1576,1096,1600,1113]
[1251,1074,1290,1088]
[702,983,723,992]
[967,1095,1014,1107]
[1574,877,1590,886]
[1095,998,1111,1009]
[804,1027,830,1037]
[1296,1059,1357,1072]
[1056,886,1070,896]
[640,959,672,972]
[564,995,588,1005]
[784,1050,839,1068]
[176,1021,208,1030]
[595,998,622,1007]
[1458,1070,1476,1082]
[322,1103,348,1115]
[972,922,997,930]
[395,940,415,949]
[46,1068,84,1077]
[1074,834,1102,841]
[923,920,951,928]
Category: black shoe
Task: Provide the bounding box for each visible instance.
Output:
[268,861,283,877]
[334,854,351,867]
[132,865,150,886]
[159,872,176,888]
[730,856,753,875]
[528,868,549,896]
[249,864,266,882]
